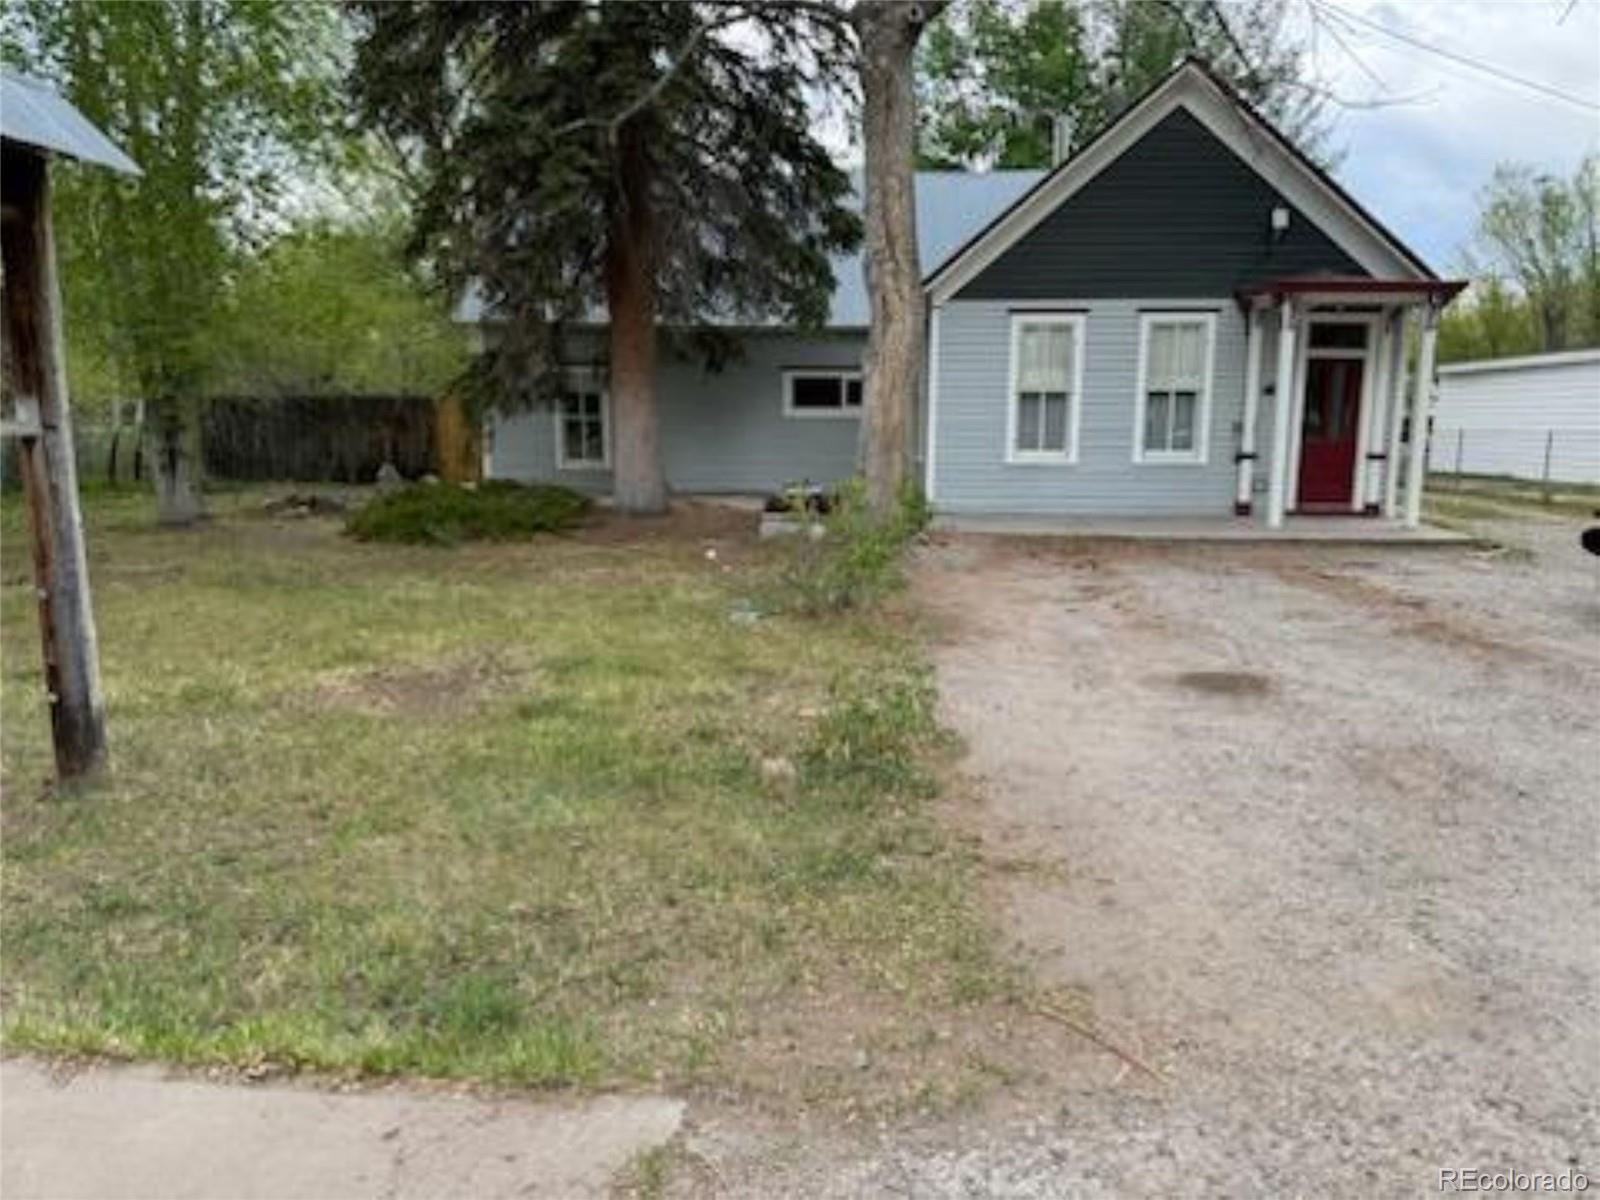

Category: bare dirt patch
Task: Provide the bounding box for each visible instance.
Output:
[309,653,526,718]
[576,500,758,551]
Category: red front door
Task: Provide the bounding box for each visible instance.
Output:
[1297,357,1363,509]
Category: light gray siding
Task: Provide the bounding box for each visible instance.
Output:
[931,299,1248,515]
[489,331,867,494]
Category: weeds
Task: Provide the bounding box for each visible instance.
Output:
[764,478,929,616]
[802,663,942,801]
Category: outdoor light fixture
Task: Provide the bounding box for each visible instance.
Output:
[1271,205,1291,237]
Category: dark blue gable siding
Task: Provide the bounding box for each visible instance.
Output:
[957,108,1366,299]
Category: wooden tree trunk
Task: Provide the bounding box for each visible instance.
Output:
[856,1,937,520]
[605,119,667,516]
[150,395,205,526]
[1,147,109,780]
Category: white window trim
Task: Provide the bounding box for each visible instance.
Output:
[1005,312,1085,465]
[1133,312,1217,466]
[552,369,611,470]
[782,368,863,419]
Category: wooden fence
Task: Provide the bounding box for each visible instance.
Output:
[202,393,435,483]
[2,392,486,489]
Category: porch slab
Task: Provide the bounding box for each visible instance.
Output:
[930,513,1474,544]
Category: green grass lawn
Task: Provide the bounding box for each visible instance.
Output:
[1,488,1016,1108]
[1426,473,1600,523]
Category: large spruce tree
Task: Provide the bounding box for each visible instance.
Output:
[350,3,860,514]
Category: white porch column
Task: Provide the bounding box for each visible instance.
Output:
[1402,304,1441,528]
[1266,300,1298,529]
[1285,313,1309,513]
[1236,305,1265,516]
[1357,309,1391,513]
[1382,308,1411,519]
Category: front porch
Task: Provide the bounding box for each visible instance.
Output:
[930,512,1471,544]
[1235,276,1467,530]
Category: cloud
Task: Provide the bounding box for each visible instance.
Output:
[1305,0,1600,269]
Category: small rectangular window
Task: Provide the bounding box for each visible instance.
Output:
[784,369,863,418]
[1009,315,1082,462]
[1310,323,1367,350]
[1136,314,1214,464]
[555,376,608,468]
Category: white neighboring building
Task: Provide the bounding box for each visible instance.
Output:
[1431,349,1600,485]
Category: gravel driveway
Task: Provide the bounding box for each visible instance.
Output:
[827,513,1599,1197]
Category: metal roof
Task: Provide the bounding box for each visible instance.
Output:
[454,169,1044,328]
[1,71,139,175]
[1438,348,1600,376]
[826,170,1043,326]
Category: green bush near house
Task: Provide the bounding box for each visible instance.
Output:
[346,481,589,545]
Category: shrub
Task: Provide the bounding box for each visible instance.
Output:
[764,478,929,615]
[346,481,588,544]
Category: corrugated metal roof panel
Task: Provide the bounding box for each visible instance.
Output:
[1,71,139,175]
[454,169,1044,327]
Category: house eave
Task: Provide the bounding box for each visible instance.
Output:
[1237,276,1468,310]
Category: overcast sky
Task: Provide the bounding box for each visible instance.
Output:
[1278,0,1599,271]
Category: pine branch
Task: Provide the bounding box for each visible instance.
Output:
[552,7,750,142]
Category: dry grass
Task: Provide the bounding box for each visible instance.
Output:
[1,487,1024,1112]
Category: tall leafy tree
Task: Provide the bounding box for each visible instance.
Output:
[0,0,342,524]
[349,2,860,515]
[1472,156,1600,353]
[918,0,1326,170]
[202,219,465,398]
[1437,276,1539,364]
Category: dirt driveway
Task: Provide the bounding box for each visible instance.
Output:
[852,515,1598,1196]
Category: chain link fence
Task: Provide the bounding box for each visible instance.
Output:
[1428,425,1600,491]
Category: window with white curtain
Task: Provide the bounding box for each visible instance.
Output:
[554,372,609,468]
[1008,314,1083,462]
[1136,314,1215,463]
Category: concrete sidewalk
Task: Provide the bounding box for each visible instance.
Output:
[931,512,1473,543]
[0,1058,683,1200]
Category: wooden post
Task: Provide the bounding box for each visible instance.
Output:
[1454,427,1465,489]
[2,145,108,781]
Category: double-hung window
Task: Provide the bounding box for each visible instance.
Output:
[1008,314,1083,462]
[554,371,609,469]
[783,369,863,418]
[1136,313,1215,464]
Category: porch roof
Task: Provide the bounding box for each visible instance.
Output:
[1237,275,1467,309]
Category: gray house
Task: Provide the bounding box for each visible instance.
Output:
[476,59,1462,528]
